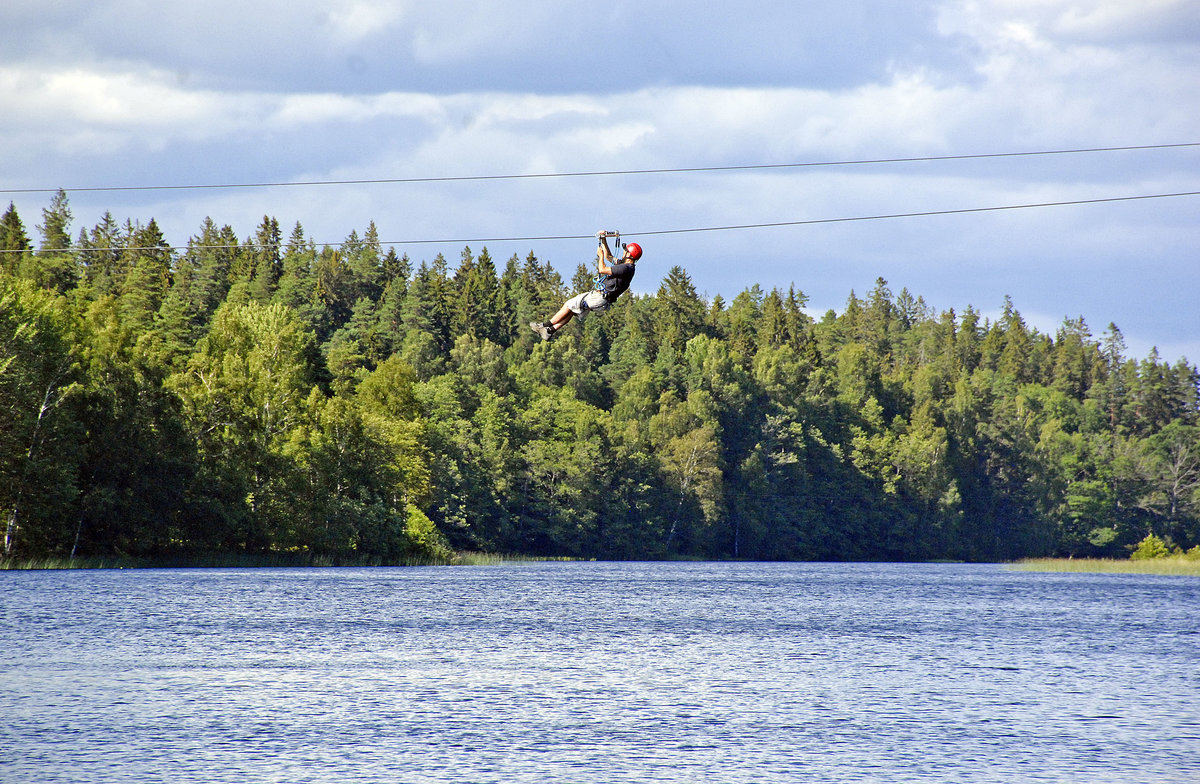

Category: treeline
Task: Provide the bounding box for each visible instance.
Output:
[2,192,1198,563]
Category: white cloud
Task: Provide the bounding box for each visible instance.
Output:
[936,1,1200,146]
[3,25,1192,204]
[3,65,227,126]
[269,92,445,126]
[465,94,603,127]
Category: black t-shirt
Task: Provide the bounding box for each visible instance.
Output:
[602,262,635,301]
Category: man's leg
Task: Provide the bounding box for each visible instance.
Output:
[531,300,575,340]
[549,305,574,330]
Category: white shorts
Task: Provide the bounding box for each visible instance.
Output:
[565,290,611,317]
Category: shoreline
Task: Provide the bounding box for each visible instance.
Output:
[1008,557,1200,577]
[0,551,520,571]
[7,554,1200,577]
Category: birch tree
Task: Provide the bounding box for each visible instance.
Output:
[0,276,81,556]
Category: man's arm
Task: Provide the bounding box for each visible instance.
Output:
[596,233,615,275]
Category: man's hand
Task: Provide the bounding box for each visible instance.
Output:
[595,230,615,266]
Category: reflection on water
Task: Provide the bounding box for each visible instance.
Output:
[2,562,1198,783]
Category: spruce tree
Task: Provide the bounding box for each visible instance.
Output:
[37,189,73,252]
[247,216,282,302]
[24,190,78,292]
[0,203,31,274]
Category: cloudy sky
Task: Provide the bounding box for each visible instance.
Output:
[2,0,1198,362]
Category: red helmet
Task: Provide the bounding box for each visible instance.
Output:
[624,242,642,261]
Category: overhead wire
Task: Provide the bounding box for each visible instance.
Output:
[2,141,1195,255]
[2,142,1197,195]
[3,189,1196,255]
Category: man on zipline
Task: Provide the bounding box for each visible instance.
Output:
[530,231,642,341]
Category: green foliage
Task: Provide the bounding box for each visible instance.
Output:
[1130,533,1171,560]
[167,299,319,549]
[70,296,199,557]
[0,276,83,557]
[1,203,32,271]
[2,196,1199,563]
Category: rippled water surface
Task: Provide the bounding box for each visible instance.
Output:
[2,562,1198,783]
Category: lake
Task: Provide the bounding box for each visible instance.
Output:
[1,562,1197,783]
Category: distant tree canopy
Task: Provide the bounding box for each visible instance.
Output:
[2,193,1198,563]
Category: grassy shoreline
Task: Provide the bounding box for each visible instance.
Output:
[0,551,532,571]
[1009,557,1200,577]
[7,554,1199,576]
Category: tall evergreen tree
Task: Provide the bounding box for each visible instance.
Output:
[247,216,282,302]
[77,212,123,295]
[37,190,73,252]
[453,246,502,344]
[1,203,32,274]
[1052,316,1099,400]
[22,190,78,292]
[118,219,173,333]
[655,265,707,356]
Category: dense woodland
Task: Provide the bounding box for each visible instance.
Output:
[2,191,1198,564]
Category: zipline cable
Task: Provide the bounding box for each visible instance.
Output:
[386,191,1200,245]
[3,189,1196,255]
[625,190,1200,240]
[2,142,1197,195]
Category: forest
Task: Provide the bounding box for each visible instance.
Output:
[2,191,1198,564]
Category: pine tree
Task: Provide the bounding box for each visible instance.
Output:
[77,212,124,295]
[381,246,406,284]
[758,289,789,350]
[324,297,383,392]
[1,203,32,274]
[425,253,455,351]
[861,277,898,359]
[783,286,813,352]
[652,262,705,350]
[1092,322,1128,434]
[1052,316,1099,400]
[156,249,200,367]
[450,246,481,339]
[37,190,73,252]
[188,219,238,320]
[274,222,323,331]
[118,219,173,333]
[20,190,78,292]
[313,246,355,343]
[247,216,282,302]
[346,222,384,303]
[464,246,502,344]
[721,284,762,359]
[955,306,983,374]
[995,296,1034,382]
[376,271,411,358]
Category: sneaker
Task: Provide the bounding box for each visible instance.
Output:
[529,321,554,341]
